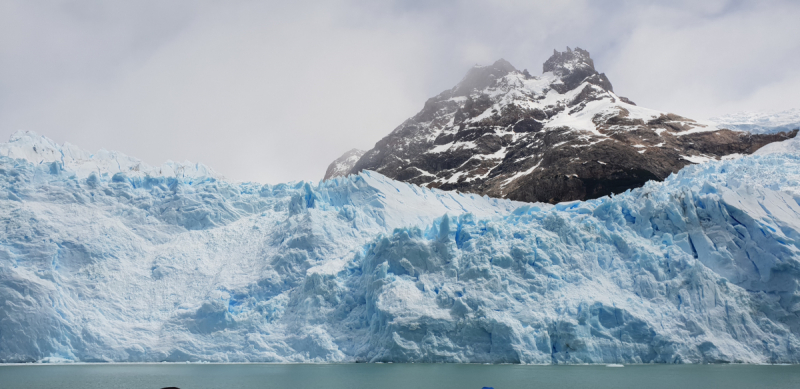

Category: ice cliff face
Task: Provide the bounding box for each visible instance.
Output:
[1,133,800,364]
[341,48,795,203]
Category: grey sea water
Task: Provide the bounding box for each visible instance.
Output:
[1,363,798,389]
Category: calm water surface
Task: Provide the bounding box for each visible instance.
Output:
[1,363,798,389]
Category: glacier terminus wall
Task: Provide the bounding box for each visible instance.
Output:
[1,132,799,364]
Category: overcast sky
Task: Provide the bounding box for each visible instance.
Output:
[2,0,799,183]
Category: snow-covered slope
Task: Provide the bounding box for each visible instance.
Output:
[711,109,800,134]
[345,48,795,204]
[1,133,800,364]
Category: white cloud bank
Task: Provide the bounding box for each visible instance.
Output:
[1,0,798,183]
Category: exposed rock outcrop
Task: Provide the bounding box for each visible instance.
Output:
[338,47,796,203]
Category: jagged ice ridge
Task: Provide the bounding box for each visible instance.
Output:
[1,132,799,364]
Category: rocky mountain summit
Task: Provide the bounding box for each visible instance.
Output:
[326,47,796,203]
[323,148,365,180]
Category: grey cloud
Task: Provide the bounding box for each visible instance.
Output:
[1,0,798,183]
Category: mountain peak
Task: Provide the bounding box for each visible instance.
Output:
[338,46,795,204]
[488,58,516,71]
[544,47,612,92]
[324,148,366,180]
[452,58,518,96]
[543,47,595,74]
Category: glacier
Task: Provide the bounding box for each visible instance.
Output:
[1,131,800,364]
[711,109,800,135]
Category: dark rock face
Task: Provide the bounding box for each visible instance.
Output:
[543,47,613,93]
[340,47,797,203]
[503,126,797,203]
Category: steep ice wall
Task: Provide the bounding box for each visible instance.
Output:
[1,134,799,364]
[322,155,800,364]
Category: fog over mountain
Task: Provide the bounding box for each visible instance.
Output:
[327,48,796,203]
[1,0,799,183]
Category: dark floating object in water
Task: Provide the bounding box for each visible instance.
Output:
[482,387,495,389]
[161,387,180,389]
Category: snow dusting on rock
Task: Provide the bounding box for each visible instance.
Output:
[343,48,795,204]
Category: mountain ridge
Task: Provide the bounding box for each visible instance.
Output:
[327,47,796,203]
